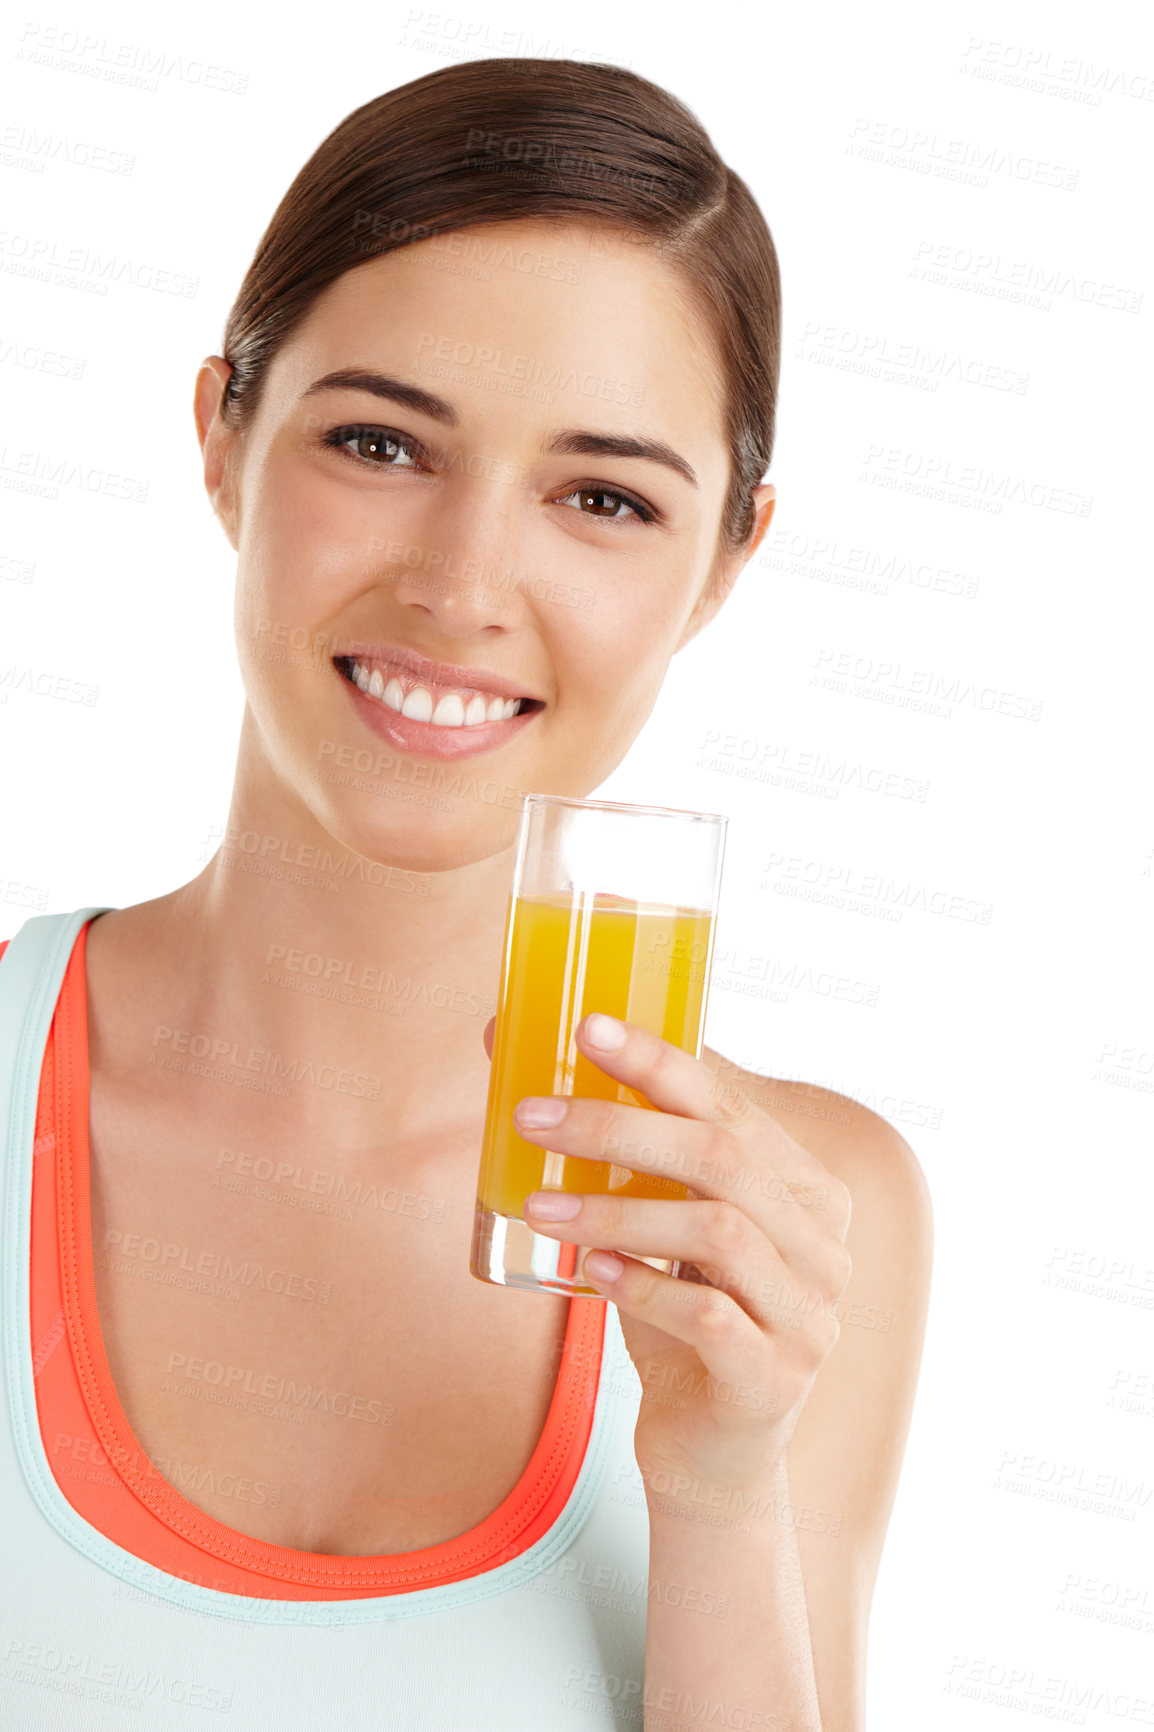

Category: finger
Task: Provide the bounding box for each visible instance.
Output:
[577,1248,788,1405]
[573,1012,844,1204]
[482,1015,495,1061]
[514,1094,844,1275]
[525,1190,846,1337]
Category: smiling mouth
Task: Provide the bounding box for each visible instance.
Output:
[333,655,546,731]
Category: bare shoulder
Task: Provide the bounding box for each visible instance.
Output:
[701,1046,934,1242]
[701,1048,934,1727]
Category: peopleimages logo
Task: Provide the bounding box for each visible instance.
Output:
[0,122,135,176]
[150,1025,382,1100]
[100,1229,331,1306]
[759,853,994,926]
[164,1352,391,1425]
[913,239,1143,314]
[220,823,430,895]
[759,530,979,601]
[792,320,1029,395]
[859,444,1092,516]
[959,36,1154,105]
[0,230,197,297]
[0,664,99,704]
[15,23,249,96]
[847,116,1079,190]
[0,335,85,379]
[414,330,643,404]
[810,647,1044,722]
[695,729,930,804]
[0,1639,234,1714]
[0,444,148,504]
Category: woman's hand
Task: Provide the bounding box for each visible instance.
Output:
[486,1010,853,1500]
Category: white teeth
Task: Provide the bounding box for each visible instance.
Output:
[401,685,434,722]
[348,659,533,728]
[431,693,466,727]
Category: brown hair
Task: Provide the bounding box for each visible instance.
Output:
[221,58,781,555]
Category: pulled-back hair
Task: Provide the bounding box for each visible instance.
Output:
[221,58,781,553]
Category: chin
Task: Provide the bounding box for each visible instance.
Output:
[320,790,525,878]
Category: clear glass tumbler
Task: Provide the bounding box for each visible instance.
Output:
[470,794,727,1297]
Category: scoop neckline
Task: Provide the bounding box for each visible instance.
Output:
[43,917,606,1593]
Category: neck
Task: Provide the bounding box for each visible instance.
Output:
[95,740,519,1152]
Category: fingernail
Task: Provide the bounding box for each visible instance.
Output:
[584,1013,626,1051]
[525,1191,582,1221]
[515,1097,567,1129]
[584,1251,624,1282]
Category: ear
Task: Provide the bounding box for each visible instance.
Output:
[674,483,777,653]
[194,356,242,550]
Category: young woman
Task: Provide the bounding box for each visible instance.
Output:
[0,58,932,1729]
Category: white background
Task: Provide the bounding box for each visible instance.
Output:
[2,0,1152,1723]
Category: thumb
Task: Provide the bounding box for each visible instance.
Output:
[482,1015,495,1061]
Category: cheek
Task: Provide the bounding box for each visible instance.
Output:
[235,457,360,636]
[560,584,677,721]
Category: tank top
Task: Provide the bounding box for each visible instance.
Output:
[0,910,651,1728]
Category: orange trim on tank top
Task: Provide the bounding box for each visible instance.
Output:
[14,924,606,1599]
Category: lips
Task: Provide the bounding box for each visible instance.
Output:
[333,651,545,760]
[338,641,543,705]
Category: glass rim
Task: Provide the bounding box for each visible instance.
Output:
[520,792,727,826]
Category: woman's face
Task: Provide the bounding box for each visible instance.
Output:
[198,218,773,873]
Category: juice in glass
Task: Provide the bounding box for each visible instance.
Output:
[470,795,725,1296]
[477,891,711,1218]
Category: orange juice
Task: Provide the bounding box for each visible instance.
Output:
[476,891,713,1220]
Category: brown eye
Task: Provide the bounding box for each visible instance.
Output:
[556,484,652,523]
[349,429,412,463]
[580,489,625,517]
[325,425,420,466]
[358,431,401,461]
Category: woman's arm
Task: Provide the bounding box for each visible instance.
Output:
[643,1448,823,1729]
[518,1024,932,1731]
[641,1078,933,1729]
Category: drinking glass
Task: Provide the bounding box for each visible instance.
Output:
[470,793,727,1297]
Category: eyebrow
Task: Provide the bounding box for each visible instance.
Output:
[301,368,698,487]
[543,429,697,488]
[302,369,460,427]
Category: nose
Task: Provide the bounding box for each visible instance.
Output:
[381,469,532,641]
